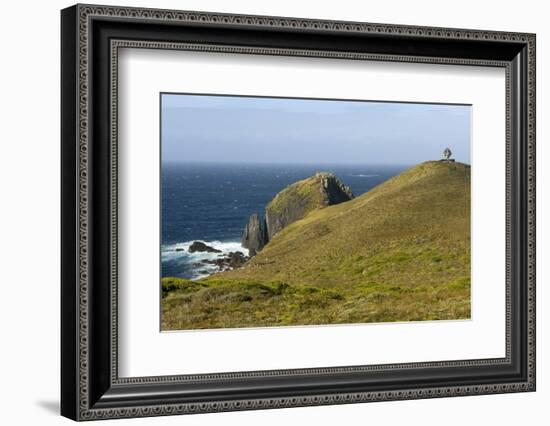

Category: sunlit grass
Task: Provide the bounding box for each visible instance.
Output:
[161,161,471,330]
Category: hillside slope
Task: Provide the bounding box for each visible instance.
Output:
[264,171,354,239]
[162,161,471,330]
[242,172,353,254]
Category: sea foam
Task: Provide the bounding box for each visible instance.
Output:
[161,240,249,279]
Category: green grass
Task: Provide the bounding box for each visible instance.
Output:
[162,161,471,330]
[161,276,470,329]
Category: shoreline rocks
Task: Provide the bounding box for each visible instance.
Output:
[200,251,249,273]
[188,241,222,253]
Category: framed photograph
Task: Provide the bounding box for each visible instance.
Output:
[61,4,536,421]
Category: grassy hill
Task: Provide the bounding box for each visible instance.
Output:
[162,161,471,330]
[264,171,353,239]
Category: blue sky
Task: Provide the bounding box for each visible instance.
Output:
[161,93,471,165]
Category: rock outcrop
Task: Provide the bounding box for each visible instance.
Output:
[241,213,268,256]
[265,172,354,239]
[201,251,248,270]
[319,172,354,205]
[242,172,353,255]
[188,241,221,253]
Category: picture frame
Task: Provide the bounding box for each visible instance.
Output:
[61,3,536,421]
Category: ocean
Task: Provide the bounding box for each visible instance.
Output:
[161,163,408,279]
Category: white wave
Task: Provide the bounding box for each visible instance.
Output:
[161,240,249,279]
[349,173,379,178]
[162,240,247,256]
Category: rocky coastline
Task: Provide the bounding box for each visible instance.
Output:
[185,172,355,277]
[241,172,354,256]
[186,240,249,275]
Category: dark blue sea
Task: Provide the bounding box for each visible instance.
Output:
[161,163,408,279]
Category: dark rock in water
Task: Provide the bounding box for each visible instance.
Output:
[188,241,221,253]
[175,248,185,252]
[242,213,268,256]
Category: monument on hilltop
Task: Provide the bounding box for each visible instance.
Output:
[442,147,455,162]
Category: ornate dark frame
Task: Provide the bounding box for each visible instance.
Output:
[61,3,536,421]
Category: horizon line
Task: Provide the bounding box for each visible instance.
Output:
[161,160,470,167]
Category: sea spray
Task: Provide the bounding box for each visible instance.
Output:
[161,240,249,279]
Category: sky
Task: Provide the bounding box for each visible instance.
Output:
[161,93,471,165]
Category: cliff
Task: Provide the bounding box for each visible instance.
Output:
[241,172,354,255]
[241,213,268,256]
[265,172,353,239]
